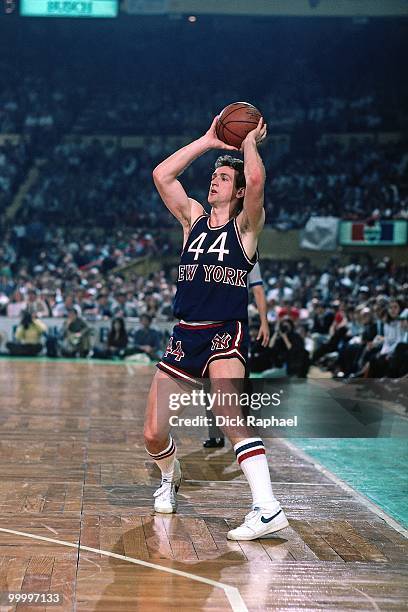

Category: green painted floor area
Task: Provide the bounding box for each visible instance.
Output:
[294,438,408,529]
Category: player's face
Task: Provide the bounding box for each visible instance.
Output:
[208,166,240,206]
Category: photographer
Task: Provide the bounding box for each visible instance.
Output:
[268,317,309,378]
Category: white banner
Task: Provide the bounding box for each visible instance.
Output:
[300,216,340,251]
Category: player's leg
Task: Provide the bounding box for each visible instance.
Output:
[144,368,183,513]
[208,357,288,540]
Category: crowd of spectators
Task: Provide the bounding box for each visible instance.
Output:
[0,139,30,213]
[263,93,385,133]
[71,87,394,136]
[0,223,174,310]
[1,58,404,139]
[0,61,80,136]
[247,257,407,380]
[5,137,405,234]
[0,254,406,380]
[18,139,175,229]
[183,139,408,228]
[263,141,408,229]
[0,24,406,230]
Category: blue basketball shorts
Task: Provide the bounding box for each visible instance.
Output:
[156,320,249,384]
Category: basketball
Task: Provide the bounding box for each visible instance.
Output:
[216,101,262,148]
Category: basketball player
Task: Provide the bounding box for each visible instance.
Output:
[144,115,289,540]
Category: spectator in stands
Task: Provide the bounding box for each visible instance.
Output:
[25,288,49,318]
[297,323,314,358]
[95,293,114,319]
[60,308,91,358]
[6,290,26,318]
[40,290,58,318]
[0,273,14,297]
[157,289,175,321]
[311,299,334,337]
[312,305,349,365]
[92,317,128,359]
[276,299,300,323]
[386,309,408,378]
[126,314,161,361]
[267,317,310,378]
[142,293,161,319]
[335,306,378,377]
[0,140,29,212]
[52,295,81,318]
[112,291,138,318]
[267,276,294,303]
[0,292,8,316]
[365,299,406,378]
[6,310,47,356]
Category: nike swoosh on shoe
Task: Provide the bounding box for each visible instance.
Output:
[260,509,282,524]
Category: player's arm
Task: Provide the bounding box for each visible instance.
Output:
[248,262,270,346]
[238,118,267,235]
[152,142,207,229]
[152,117,238,229]
[252,284,270,347]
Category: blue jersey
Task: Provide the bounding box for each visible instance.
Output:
[173,214,257,322]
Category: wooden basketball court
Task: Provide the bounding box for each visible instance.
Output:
[0,360,407,611]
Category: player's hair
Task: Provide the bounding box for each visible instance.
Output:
[214,156,246,191]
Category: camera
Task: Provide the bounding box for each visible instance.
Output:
[279,321,291,335]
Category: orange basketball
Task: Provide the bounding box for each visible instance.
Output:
[216,102,262,148]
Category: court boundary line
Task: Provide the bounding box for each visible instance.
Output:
[0,527,248,612]
[283,439,408,539]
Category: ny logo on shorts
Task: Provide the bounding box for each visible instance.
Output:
[211,333,232,351]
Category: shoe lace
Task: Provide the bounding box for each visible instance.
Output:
[244,508,260,523]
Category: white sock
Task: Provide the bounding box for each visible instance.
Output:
[146,436,176,481]
[234,438,280,511]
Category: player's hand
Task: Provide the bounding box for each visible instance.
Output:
[240,117,267,150]
[203,116,239,151]
[257,321,270,347]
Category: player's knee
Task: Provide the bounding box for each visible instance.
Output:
[144,427,167,453]
[143,426,157,447]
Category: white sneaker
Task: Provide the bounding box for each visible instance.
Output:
[153,459,182,514]
[227,506,289,541]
